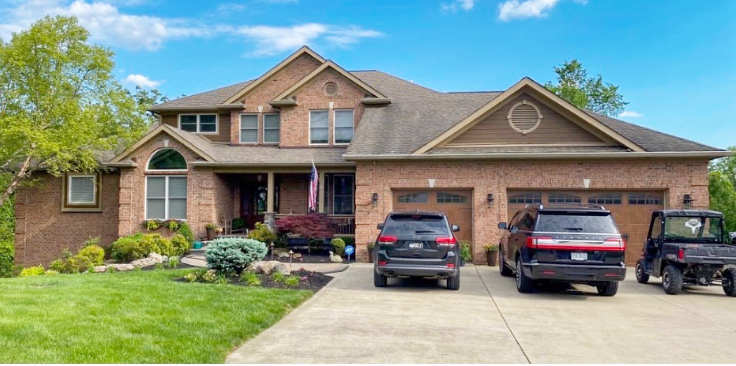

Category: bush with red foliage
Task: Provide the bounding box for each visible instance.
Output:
[276,214,334,239]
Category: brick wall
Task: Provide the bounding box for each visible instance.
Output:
[354,159,711,263]
[14,172,120,266]
[278,174,309,214]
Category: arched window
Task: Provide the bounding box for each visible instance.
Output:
[147,149,187,171]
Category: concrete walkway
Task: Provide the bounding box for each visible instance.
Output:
[181,254,349,274]
[227,263,736,364]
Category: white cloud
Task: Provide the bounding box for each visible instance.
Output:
[619,111,643,118]
[441,0,475,13]
[256,0,298,3]
[498,0,560,21]
[124,73,160,88]
[216,3,248,14]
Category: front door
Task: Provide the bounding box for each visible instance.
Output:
[241,182,267,229]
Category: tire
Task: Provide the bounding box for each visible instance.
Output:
[515,257,536,293]
[635,259,650,284]
[723,268,736,297]
[373,269,387,288]
[662,265,683,295]
[447,273,460,290]
[499,248,514,277]
[596,281,619,296]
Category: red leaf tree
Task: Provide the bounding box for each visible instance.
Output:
[276,214,334,239]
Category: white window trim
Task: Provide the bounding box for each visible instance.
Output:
[331,173,355,215]
[178,113,219,135]
[67,174,97,205]
[309,110,330,146]
[145,148,189,173]
[145,176,188,220]
[262,113,280,145]
[333,109,354,146]
[239,113,259,144]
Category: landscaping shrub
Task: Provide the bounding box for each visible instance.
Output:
[110,233,145,262]
[276,214,334,239]
[110,233,178,262]
[44,270,59,276]
[75,245,105,267]
[205,238,267,275]
[0,240,13,278]
[139,234,173,257]
[49,259,65,273]
[337,236,355,247]
[184,272,198,282]
[330,238,346,256]
[19,265,45,277]
[166,256,180,269]
[178,222,195,247]
[283,275,299,287]
[239,271,261,286]
[459,240,473,262]
[271,271,287,284]
[247,222,277,244]
[171,234,189,256]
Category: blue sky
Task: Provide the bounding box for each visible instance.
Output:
[1,0,734,148]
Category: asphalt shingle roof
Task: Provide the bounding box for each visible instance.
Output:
[151,80,253,110]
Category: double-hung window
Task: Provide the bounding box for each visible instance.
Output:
[179,114,217,133]
[263,114,280,144]
[63,173,101,211]
[332,174,355,215]
[310,110,329,144]
[240,114,258,143]
[146,176,187,220]
[334,109,354,144]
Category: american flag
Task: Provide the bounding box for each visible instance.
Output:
[308,162,318,212]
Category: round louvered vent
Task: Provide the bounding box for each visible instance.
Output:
[324,82,337,95]
[507,100,542,134]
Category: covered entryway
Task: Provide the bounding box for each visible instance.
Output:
[507,190,665,264]
[392,189,473,243]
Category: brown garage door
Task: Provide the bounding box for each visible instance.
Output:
[392,190,473,243]
[507,190,664,265]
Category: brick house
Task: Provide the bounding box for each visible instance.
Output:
[14,46,730,266]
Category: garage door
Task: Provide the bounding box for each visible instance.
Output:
[507,190,664,265]
[392,190,473,243]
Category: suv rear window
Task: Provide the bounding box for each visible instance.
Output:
[382,214,450,235]
[536,212,618,234]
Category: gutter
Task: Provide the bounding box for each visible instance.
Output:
[189,161,355,167]
[149,103,245,113]
[343,150,733,161]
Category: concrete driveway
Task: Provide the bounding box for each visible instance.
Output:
[227,264,736,363]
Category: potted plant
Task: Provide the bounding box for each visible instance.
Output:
[205,223,217,241]
[484,244,499,266]
[367,242,375,263]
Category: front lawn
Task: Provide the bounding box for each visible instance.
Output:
[0,269,312,363]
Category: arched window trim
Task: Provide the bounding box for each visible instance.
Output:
[145,148,188,172]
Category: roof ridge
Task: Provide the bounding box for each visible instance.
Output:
[154,79,253,107]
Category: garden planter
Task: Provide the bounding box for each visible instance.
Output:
[206,228,215,241]
[486,250,499,266]
[193,241,203,250]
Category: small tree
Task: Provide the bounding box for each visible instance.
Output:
[544,59,628,117]
[709,148,736,234]
[276,214,334,239]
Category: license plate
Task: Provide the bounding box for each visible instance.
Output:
[571,252,588,261]
[408,242,424,249]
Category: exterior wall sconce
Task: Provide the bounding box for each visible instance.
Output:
[683,194,693,208]
[372,193,379,207]
[487,193,494,208]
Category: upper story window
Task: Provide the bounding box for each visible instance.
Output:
[179,114,217,134]
[310,110,329,144]
[62,173,101,212]
[264,114,280,144]
[240,114,258,143]
[334,109,354,144]
[147,149,187,171]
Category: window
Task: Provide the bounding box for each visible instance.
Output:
[146,176,187,220]
[629,193,662,205]
[310,110,329,144]
[548,193,582,204]
[508,192,541,204]
[397,192,428,204]
[332,175,354,215]
[147,149,187,171]
[650,216,662,239]
[63,173,101,211]
[537,213,618,234]
[178,114,217,134]
[240,114,258,143]
[263,114,280,144]
[334,109,354,144]
[588,193,622,205]
[437,192,468,204]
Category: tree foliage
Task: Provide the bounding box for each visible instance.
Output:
[709,147,736,234]
[544,59,628,117]
[0,15,158,208]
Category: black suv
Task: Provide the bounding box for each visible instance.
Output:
[373,211,461,290]
[498,204,626,296]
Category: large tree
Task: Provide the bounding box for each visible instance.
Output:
[544,59,628,117]
[0,16,155,208]
[709,147,736,234]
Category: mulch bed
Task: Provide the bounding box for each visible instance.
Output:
[140,262,198,271]
[174,269,333,292]
[266,251,357,264]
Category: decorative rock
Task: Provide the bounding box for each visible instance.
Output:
[162,255,169,262]
[93,266,108,273]
[292,253,303,261]
[131,257,155,267]
[329,251,343,263]
[148,253,163,264]
[250,260,289,275]
[114,264,135,271]
[277,252,290,259]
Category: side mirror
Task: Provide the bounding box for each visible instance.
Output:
[451,224,460,232]
[510,226,519,234]
[730,232,736,244]
[497,222,507,230]
[377,223,384,230]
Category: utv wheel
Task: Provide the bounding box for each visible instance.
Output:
[596,281,619,296]
[447,274,460,290]
[662,265,683,295]
[374,270,387,288]
[635,260,650,284]
[723,268,736,297]
[515,257,536,293]
[499,248,514,277]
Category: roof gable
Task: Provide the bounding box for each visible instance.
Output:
[109,125,216,163]
[272,61,389,102]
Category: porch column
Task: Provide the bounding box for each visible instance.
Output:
[265,171,275,229]
[318,170,325,213]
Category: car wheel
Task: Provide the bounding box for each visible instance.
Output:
[499,248,514,277]
[723,268,736,297]
[374,269,387,288]
[596,281,619,296]
[515,257,535,293]
[447,274,460,290]
[662,265,683,295]
[635,259,650,284]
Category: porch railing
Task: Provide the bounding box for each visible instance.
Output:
[273,214,355,236]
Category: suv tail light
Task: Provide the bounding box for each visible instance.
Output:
[377,235,398,245]
[527,236,626,251]
[604,238,626,251]
[526,236,554,249]
[436,236,457,246]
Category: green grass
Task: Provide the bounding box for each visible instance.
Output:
[0,269,312,363]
